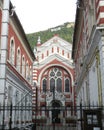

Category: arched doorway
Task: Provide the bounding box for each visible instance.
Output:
[52,101,60,124]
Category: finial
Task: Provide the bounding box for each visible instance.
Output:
[37,36,41,45]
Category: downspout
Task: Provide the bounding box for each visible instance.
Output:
[0,0,10,129]
[96,48,103,106]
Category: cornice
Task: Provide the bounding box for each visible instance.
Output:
[76,27,101,95]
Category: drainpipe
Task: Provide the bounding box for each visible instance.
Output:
[0,0,10,129]
[96,48,103,106]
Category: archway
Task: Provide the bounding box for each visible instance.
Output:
[52,101,60,124]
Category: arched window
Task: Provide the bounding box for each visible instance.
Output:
[16,48,21,72]
[41,67,71,94]
[50,68,62,92]
[57,78,62,92]
[65,78,70,92]
[22,55,25,77]
[62,50,64,55]
[50,78,55,92]
[42,53,44,59]
[43,78,47,92]
[10,38,15,65]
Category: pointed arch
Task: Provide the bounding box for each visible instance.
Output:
[65,78,70,92]
[38,64,74,87]
[40,66,72,94]
[42,78,47,92]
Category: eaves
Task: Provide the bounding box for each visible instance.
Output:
[76,26,101,95]
[72,6,84,59]
[10,2,35,61]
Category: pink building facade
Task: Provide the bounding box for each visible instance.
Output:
[72,0,104,129]
[32,35,76,126]
[0,1,35,129]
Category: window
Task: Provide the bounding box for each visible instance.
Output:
[10,38,15,65]
[50,71,55,76]
[62,50,64,55]
[50,68,62,92]
[67,53,70,58]
[52,47,54,53]
[57,78,62,92]
[16,47,21,72]
[87,114,98,125]
[41,67,71,93]
[57,71,61,76]
[22,56,25,77]
[43,79,47,92]
[50,78,55,92]
[42,53,44,59]
[65,78,70,92]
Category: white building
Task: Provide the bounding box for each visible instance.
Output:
[0,0,35,129]
[72,0,104,129]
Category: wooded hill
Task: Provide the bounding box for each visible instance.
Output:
[26,22,74,50]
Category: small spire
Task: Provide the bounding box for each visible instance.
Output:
[37,36,41,45]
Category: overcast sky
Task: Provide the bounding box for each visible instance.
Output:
[11,0,77,33]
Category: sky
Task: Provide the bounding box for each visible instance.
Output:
[11,0,77,34]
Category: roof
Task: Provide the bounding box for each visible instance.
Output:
[72,0,85,59]
[10,2,35,61]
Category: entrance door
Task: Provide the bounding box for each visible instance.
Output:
[52,101,60,124]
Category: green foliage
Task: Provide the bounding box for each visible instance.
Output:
[26,22,74,50]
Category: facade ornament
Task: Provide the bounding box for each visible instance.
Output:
[37,36,41,45]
